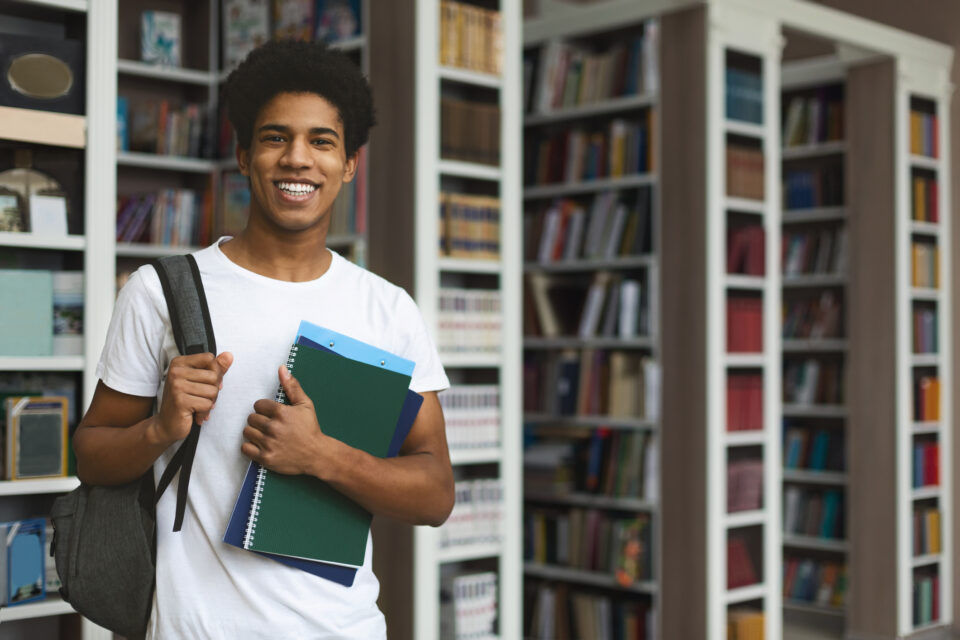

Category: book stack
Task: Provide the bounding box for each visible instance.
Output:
[440,478,503,549]
[523,440,575,496]
[913,570,940,626]
[120,98,209,158]
[783,358,843,405]
[439,385,500,452]
[913,506,941,555]
[911,240,939,288]
[784,427,844,472]
[727,459,763,513]
[0,270,88,358]
[436,288,502,355]
[439,192,500,260]
[912,441,940,488]
[726,144,764,200]
[910,108,939,158]
[727,224,764,275]
[726,374,762,431]
[440,97,501,166]
[116,189,211,248]
[725,67,762,124]
[781,86,844,147]
[913,307,938,353]
[914,375,941,421]
[526,582,653,640]
[783,487,844,539]
[782,165,845,209]
[726,296,762,352]
[782,557,846,607]
[912,174,940,222]
[438,1,502,75]
[782,227,848,276]
[526,273,646,340]
[572,429,656,500]
[782,290,842,340]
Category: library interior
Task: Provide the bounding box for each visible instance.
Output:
[0,0,958,638]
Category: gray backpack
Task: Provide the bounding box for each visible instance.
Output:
[50,254,216,639]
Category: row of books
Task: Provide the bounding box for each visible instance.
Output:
[914,506,941,556]
[528,27,658,114]
[782,227,848,277]
[1,269,83,359]
[910,109,939,158]
[782,290,843,340]
[527,188,652,264]
[727,374,763,432]
[911,241,939,289]
[439,478,503,550]
[727,535,760,589]
[783,557,847,608]
[913,307,938,354]
[726,67,763,125]
[727,296,763,353]
[727,224,765,276]
[523,350,658,420]
[783,486,844,539]
[119,98,210,158]
[525,273,646,340]
[728,610,764,640]
[438,385,500,452]
[727,458,763,513]
[912,174,940,222]
[526,114,654,186]
[726,145,764,201]
[914,375,940,422]
[913,441,940,489]
[439,192,500,261]
[782,88,844,147]
[783,358,843,405]
[438,1,502,75]
[914,570,940,626]
[440,570,498,640]
[783,165,844,209]
[436,287,501,355]
[784,426,845,472]
[524,507,652,581]
[440,97,501,167]
[116,189,212,247]
[526,582,653,640]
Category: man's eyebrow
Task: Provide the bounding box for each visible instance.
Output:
[257,124,340,139]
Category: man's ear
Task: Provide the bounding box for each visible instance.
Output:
[235,144,250,176]
[342,150,360,183]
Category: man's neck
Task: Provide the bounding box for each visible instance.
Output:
[219,227,332,282]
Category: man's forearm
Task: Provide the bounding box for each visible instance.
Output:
[73,416,173,486]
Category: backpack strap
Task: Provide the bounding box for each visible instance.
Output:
[151,254,217,533]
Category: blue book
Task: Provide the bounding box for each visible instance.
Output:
[1,518,46,606]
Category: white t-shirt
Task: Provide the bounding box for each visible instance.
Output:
[96,238,449,639]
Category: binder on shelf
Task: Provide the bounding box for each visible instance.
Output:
[5,396,68,480]
[0,269,53,357]
[0,518,46,606]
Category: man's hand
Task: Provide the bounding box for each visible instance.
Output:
[241,365,325,475]
[154,351,233,444]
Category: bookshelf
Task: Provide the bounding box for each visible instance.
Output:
[520,3,661,638]
[368,1,521,639]
[0,0,116,638]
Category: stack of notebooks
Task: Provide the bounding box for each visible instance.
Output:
[224,321,423,586]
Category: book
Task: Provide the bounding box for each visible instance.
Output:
[0,270,53,357]
[5,396,68,480]
[0,518,46,606]
[140,11,181,67]
[222,0,271,70]
[315,0,363,43]
[52,271,83,356]
[272,0,314,41]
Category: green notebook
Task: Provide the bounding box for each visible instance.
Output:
[242,342,411,567]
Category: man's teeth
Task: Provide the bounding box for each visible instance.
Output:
[277,182,317,194]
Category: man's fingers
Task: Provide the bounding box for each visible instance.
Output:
[214,351,234,378]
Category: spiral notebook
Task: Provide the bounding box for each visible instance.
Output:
[229,322,414,569]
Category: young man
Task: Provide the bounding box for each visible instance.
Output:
[73,40,454,638]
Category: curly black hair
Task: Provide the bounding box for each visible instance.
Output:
[222,39,376,158]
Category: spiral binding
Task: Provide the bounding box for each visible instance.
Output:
[242,343,299,548]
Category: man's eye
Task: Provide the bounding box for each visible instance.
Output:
[313,139,332,146]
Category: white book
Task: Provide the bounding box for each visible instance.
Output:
[618,279,641,338]
[562,206,586,261]
[643,358,661,421]
[642,19,659,95]
[643,436,659,500]
[52,271,83,356]
[583,191,615,259]
[537,207,560,263]
[833,226,849,274]
[578,272,610,338]
[602,202,629,259]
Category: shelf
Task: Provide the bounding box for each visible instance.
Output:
[440,353,502,368]
[438,159,502,180]
[438,65,502,88]
[781,404,847,419]
[782,273,847,288]
[116,243,200,258]
[524,492,656,512]
[117,151,218,173]
[782,534,849,553]
[911,553,942,568]
[782,338,848,353]
[0,106,85,148]
[724,196,766,215]
[724,353,766,368]
[0,594,76,622]
[525,93,655,127]
[913,421,942,435]
[524,174,656,200]
[725,274,766,290]
[524,336,653,350]
[524,255,655,272]
[437,541,502,563]
[909,154,941,171]
[0,232,85,251]
[450,448,502,466]
[523,562,657,594]
[725,510,767,528]
[911,287,941,302]
[328,34,366,53]
[911,354,941,367]
[724,431,767,447]
[781,140,847,160]
[910,220,941,236]
[782,600,846,617]
[15,0,87,10]
[0,476,79,496]
[724,119,765,138]
[0,356,84,372]
[782,207,847,225]
[782,469,848,485]
[912,486,941,501]
[438,257,502,273]
[725,583,768,604]
[523,413,656,431]
[117,59,216,84]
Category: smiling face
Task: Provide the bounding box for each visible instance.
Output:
[236,92,357,235]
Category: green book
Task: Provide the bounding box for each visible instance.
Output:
[0,270,53,356]
[242,342,411,567]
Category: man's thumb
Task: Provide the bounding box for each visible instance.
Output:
[216,351,234,373]
[279,365,309,404]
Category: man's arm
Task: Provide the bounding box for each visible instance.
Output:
[74,352,233,485]
[242,366,455,527]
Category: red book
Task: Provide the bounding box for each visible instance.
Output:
[929,178,939,223]
[727,537,758,589]
[933,575,941,621]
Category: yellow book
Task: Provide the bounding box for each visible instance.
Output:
[914,175,926,221]
[928,509,941,554]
